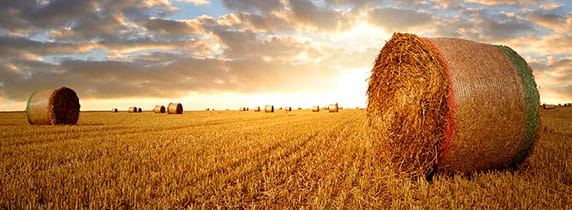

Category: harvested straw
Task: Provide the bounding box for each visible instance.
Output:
[128,107,137,113]
[153,105,166,113]
[329,103,339,112]
[254,106,261,112]
[285,106,292,111]
[312,106,320,112]
[367,33,540,176]
[138,108,142,113]
[26,87,80,125]
[167,103,183,114]
[206,108,210,111]
[112,108,118,113]
[297,107,302,110]
[265,105,274,113]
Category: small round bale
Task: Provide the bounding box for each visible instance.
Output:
[137,108,142,113]
[265,105,274,113]
[153,105,166,113]
[297,107,302,110]
[312,106,320,112]
[329,103,339,113]
[112,108,118,113]
[254,106,261,112]
[26,87,80,125]
[367,33,540,176]
[128,107,137,113]
[167,103,183,114]
[285,106,292,111]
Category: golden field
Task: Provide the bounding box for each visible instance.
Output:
[0,108,571,208]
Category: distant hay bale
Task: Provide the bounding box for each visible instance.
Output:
[254,106,261,112]
[206,108,210,111]
[285,106,292,111]
[297,107,302,110]
[543,104,556,110]
[137,108,142,113]
[265,105,274,113]
[167,103,183,114]
[329,103,339,112]
[367,33,540,176]
[128,107,137,113]
[312,106,320,112]
[25,86,80,125]
[153,105,166,113]
[112,108,118,113]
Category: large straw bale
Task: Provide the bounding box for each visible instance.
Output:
[167,103,183,114]
[329,103,339,112]
[265,105,274,113]
[312,106,320,112]
[367,33,540,176]
[26,87,80,125]
[153,105,166,113]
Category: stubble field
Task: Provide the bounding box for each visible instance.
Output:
[0,108,571,208]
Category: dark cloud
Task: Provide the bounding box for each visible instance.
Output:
[478,15,538,41]
[367,8,433,32]
[222,0,283,13]
[0,35,95,58]
[223,13,291,32]
[208,27,311,59]
[0,0,97,32]
[288,0,343,31]
[48,15,126,40]
[139,18,202,35]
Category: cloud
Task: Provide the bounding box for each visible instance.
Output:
[219,13,291,32]
[139,18,203,35]
[526,10,572,33]
[286,0,353,31]
[465,0,553,6]
[222,0,283,13]
[0,35,96,58]
[174,0,210,5]
[367,8,433,32]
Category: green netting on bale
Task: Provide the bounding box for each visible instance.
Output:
[497,45,540,168]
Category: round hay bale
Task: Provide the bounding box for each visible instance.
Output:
[543,104,556,110]
[329,103,339,113]
[254,106,261,112]
[112,108,118,113]
[25,87,80,125]
[153,105,166,113]
[367,33,540,176]
[167,103,183,114]
[297,107,302,110]
[128,107,137,113]
[206,108,210,111]
[265,105,274,113]
[285,106,292,111]
[312,106,320,112]
[137,108,142,113]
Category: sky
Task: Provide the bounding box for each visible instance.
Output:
[0,0,571,111]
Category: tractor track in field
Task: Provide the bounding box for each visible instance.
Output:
[189,117,356,207]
